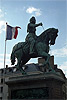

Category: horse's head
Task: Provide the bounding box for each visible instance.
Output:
[49,28,58,45]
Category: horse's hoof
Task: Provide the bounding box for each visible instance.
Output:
[22,71,27,75]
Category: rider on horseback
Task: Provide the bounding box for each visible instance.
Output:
[25,16,42,55]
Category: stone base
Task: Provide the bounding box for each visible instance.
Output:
[6,72,65,99]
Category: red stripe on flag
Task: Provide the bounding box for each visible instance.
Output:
[14,27,18,39]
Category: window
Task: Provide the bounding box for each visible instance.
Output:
[1,87,3,93]
[0,87,3,93]
[0,97,2,100]
[1,69,4,74]
[1,79,3,83]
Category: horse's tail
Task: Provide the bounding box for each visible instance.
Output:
[10,42,23,65]
[10,51,15,65]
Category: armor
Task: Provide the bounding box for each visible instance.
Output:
[26,16,42,55]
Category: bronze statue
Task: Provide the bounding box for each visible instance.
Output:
[26,16,42,55]
[10,17,58,74]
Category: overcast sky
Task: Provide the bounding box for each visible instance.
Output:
[0,0,67,77]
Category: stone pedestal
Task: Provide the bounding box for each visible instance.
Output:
[5,56,66,99]
[6,72,65,99]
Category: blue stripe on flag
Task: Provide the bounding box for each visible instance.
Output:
[6,25,13,40]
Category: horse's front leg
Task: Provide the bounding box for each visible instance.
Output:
[41,52,55,72]
[38,51,50,66]
[38,51,55,72]
[47,61,55,72]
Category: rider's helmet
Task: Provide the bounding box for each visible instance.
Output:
[30,16,36,24]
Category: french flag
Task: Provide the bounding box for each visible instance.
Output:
[6,24,21,40]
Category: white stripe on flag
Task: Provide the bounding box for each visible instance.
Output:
[12,27,15,39]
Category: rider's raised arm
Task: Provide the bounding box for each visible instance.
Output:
[30,23,43,28]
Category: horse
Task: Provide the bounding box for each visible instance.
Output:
[10,28,58,74]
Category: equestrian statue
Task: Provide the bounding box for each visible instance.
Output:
[10,16,58,74]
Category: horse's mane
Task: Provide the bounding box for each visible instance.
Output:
[37,28,52,42]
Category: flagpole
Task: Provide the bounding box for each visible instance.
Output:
[4,23,7,71]
[2,22,7,99]
[3,23,7,81]
[4,39,7,73]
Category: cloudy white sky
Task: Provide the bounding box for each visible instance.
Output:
[0,0,67,77]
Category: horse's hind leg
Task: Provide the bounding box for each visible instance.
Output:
[16,57,26,74]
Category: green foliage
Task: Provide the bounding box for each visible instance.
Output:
[11,88,49,99]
